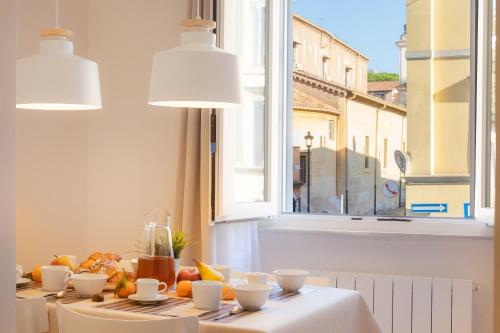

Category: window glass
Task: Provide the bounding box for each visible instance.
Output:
[287,0,479,218]
[488,0,496,207]
[222,0,268,203]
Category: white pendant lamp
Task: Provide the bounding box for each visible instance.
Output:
[16,0,102,110]
[148,1,242,108]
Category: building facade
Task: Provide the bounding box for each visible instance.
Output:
[292,15,407,215]
[404,0,471,217]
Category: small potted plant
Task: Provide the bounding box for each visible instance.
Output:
[172,229,190,276]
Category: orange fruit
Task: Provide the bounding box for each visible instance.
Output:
[222,284,236,300]
[116,281,136,298]
[114,269,136,298]
[176,280,193,298]
[32,265,42,283]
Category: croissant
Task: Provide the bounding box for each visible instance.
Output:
[79,259,96,270]
[76,252,123,281]
[88,252,103,261]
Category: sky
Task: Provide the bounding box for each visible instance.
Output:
[291,0,406,73]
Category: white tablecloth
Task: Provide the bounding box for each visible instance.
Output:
[17,284,380,333]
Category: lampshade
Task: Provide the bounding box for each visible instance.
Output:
[16,31,102,111]
[148,20,242,108]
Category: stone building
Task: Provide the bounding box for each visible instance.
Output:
[292,14,407,215]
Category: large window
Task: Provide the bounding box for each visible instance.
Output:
[214,0,495,224]
[285,0,495,219]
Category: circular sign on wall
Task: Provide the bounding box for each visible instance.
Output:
[394,150,410,175]
[382,180,399,198]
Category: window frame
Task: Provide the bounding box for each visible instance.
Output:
[280,0,494,226]
[215,0,495,233]
[213,0,283,222]
[474,0,496,224]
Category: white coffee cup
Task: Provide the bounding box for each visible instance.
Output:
[42,266,72,291]
[136,278,167,299]
[16,265,23,280]
[192,280,228,310]
[212,264,231,282]
[243,272,268,285]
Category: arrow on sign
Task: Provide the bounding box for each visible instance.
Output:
[411,203,448,213]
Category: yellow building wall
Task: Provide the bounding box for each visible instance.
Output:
[407,59,433,175]
[433,58,470,174]
[405,0,471,217]
[406,0,432,51]
[434,0,470,50]
[406,184,470,217]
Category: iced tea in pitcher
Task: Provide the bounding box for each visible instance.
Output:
[136,209,176,289]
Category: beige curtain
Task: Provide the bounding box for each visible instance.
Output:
[173,108,213,265]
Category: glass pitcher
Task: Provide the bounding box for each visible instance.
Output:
[136,209,176,289]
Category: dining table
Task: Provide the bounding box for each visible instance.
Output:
[16,273,381,333]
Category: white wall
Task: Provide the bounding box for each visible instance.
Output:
[259,225,493,333]
[84,0,190,256]
[0,0,16,331]
[16,0,191,268]
[16,0,90,268]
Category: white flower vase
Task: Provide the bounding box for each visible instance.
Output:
[174,258,181,288]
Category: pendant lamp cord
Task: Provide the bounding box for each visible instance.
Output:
[194,0,201,19]
[55,0,60,28]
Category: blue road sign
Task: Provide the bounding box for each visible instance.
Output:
[463,203,471,218]
[411,203,448,213]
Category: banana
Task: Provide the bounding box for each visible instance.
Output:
[193,259,225,282]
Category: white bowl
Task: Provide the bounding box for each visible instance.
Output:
[234,283,272,309]
[273,269,309,292]
[71,273,107,297]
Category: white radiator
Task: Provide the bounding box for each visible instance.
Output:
[308,271,475,333]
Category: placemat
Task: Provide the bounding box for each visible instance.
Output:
[45,290,93,304]
[16,281,42,291]
[17,282,112,304]
[95,297,192,316]
[269,286,315,302]
[198,303,259,324]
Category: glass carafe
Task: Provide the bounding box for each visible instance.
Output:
[136,209,176,289]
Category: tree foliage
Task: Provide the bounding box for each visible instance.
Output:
[368,72,399,82]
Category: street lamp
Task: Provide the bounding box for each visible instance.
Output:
[304,131,314,213]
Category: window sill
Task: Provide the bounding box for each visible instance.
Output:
[262,214,494,239]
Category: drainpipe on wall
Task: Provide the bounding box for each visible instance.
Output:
[345,93,357,215]
[373,104,386,215]
[373,108,380,215]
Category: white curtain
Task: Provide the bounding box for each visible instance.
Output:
[214,221,261,272]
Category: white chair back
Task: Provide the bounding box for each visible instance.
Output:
[56,303,199,333]
[16,298,49,333]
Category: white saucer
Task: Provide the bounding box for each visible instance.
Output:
[128,294,168,304]
[16,278,31,286]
